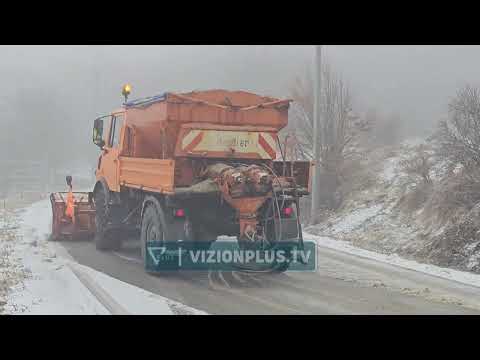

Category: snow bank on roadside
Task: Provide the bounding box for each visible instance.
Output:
[71,263,207,315]
[17,199,51,240]
[4,199,205,315]
[4,199,110,314]
[307,232,480,289]
[6,260,110,315]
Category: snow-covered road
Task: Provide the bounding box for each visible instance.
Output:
[3,199,480,314]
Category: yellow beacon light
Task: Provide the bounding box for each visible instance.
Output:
[122,84,132,103]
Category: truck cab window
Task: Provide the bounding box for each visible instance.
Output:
[109,115,124,147]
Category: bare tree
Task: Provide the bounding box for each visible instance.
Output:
[288,66,314,160]
[288,62,369,213]
[434,85,480,176]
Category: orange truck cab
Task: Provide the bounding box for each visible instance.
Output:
[91,89,312,272]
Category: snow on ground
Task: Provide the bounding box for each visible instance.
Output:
[6,260,110,315]
[323,204,383,235]
[401,137,426,148]
[0,209,23,312]
[305,137,480,277]
[71,262,206,315]
[380,156,400,183]
[1,199,206,315]
[307,232,480,289]
[380,160,396,183]
[7,188,480,313]
[379,138,427,186]
[2,200,110,314]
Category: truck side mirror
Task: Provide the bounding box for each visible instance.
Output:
[93,118,105,148]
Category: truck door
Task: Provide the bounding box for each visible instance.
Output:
[102,114,124,192]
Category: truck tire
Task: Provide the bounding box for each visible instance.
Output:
[265,206,298,273]
[140,201,165,263]
[93,183,121,251]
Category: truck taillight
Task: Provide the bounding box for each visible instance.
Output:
[283,207,293,217]
[174,208,185,218]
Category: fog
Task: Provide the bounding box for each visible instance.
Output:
[2,45,480,175]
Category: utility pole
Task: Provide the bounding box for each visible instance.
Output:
[310,45,322,223]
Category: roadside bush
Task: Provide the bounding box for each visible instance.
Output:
[419,211,480,272]
[399,144,434,186]
[397,182,434,214]
[423,168,480,227]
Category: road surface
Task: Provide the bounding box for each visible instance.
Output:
[60,237,480,315]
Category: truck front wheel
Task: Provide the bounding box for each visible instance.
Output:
[93,184,121,251]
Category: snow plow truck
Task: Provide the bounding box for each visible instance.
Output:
[51,88,312,272]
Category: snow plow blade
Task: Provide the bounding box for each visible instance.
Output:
[50,192,96,240]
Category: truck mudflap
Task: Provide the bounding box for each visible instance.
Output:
[50,192,96,240]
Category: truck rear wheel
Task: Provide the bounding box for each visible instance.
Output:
[140,202,165,264]
[94,184,121,251]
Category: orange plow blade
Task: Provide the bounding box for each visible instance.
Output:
[50,192,96,240]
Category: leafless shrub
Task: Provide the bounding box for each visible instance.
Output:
[399,144,434,186]
[338,157,377,201]
[419,214,480,271]
[397,182,434,214]
[422,167,480,227]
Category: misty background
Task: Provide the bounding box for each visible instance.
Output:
[1,45,479,192]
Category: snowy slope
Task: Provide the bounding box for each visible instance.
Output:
[306,138,480,276]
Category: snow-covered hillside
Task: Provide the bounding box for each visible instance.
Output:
[305,138,480,274]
